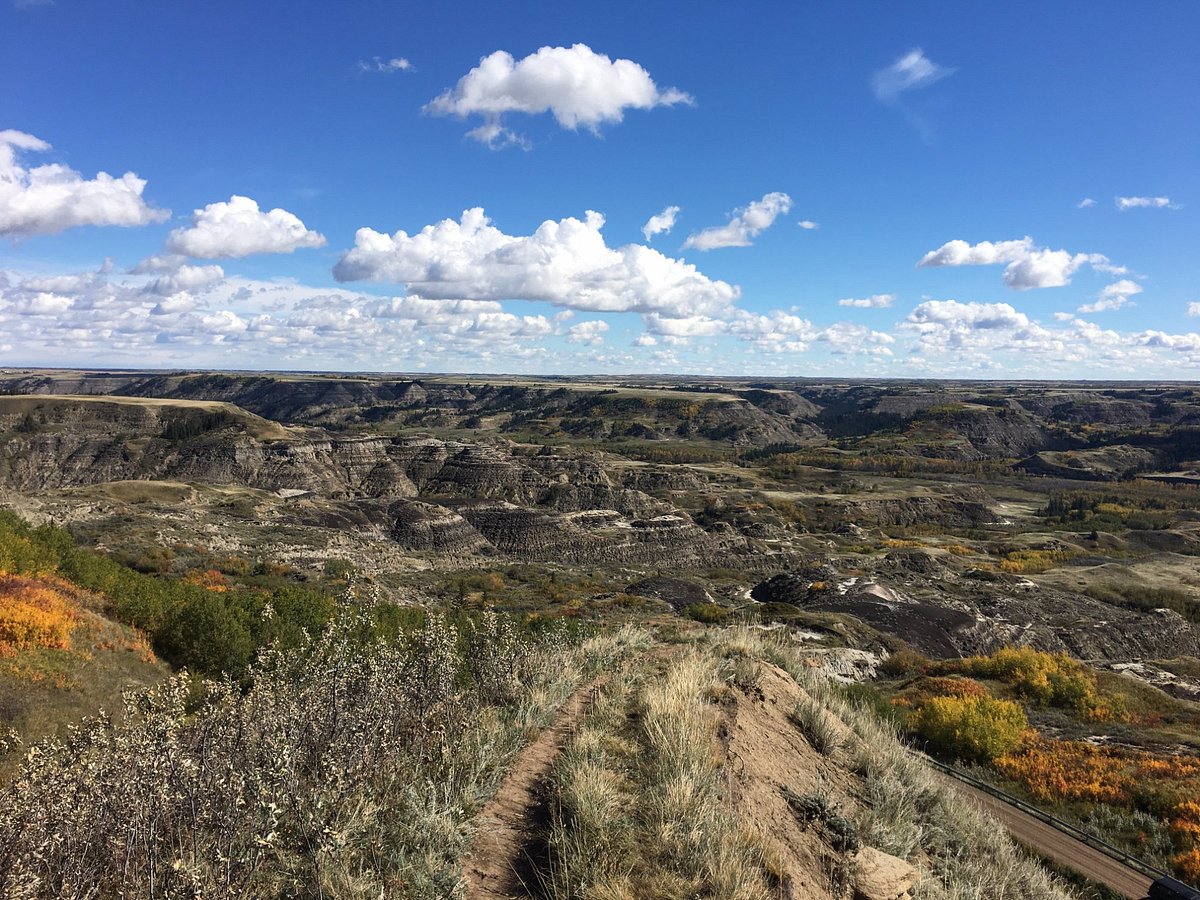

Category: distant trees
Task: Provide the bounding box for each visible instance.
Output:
[160,410,236,441]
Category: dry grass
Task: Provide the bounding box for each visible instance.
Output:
[543,650,774,900]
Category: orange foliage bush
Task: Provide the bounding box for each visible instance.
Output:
[912,675,990,700]
[996,739,1200,807]
[0,574,78,653]
[183,569,230,592]
[1171,801,1200,843]
[1175,848,1200,884]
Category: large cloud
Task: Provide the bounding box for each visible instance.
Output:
[906,299,1031,331]
[425,44,692,147]
[917,236,1119,290]
[682,192,792,251]
[166,195,327,259]
[333,207,738,318]
[0,129,168,237]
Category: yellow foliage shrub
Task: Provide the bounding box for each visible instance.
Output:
[908,675,990,703]
[0,574,78,652]
[998,549,1078,573]
[1171,801,1200,843]
[957,646,1114,718]
[912,694,1027,763]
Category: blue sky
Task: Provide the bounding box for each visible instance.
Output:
[1,0,1197,376]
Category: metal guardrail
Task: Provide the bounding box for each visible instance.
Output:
[916,750,1171,883]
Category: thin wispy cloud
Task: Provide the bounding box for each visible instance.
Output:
[1077,198,1096,208]
[1077,279,1142,314]
[359,57,413,74]
[872,49,954,103]
[1116,195,1176,210]
[797,220,819,230]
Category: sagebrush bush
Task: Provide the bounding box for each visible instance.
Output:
[0,609,642,898]
[791,696,843,756]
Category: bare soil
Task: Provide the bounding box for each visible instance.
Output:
[720,661,862,900]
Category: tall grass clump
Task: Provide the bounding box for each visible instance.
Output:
[0,610,647,899]
[544,650,774,900]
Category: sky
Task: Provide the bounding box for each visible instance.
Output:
[1,0,1197,378]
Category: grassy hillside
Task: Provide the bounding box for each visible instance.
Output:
[0,570,168,777]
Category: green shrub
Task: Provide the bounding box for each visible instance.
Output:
[682,602,728,624]
[0,509,337,677]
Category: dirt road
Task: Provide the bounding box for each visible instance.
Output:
[945,775,1154,899]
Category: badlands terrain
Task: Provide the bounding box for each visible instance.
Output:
[2,369,1200,898]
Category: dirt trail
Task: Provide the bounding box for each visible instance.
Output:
[462,674,611,899]
[463,643,676,899]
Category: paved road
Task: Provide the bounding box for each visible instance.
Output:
[943,775,1154,899]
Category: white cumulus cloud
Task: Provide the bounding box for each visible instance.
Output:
[642,205,680,242]
[918,236,1116,290]
[0,129,168,237]
[872,49,954,102]
[1077,279,1142,314]
[166,195,327,259]
[566,320,609,345]
[425,44,692,147]
[333,207,738,318]
[907,299,1030,331]
[1189,303,1200,317]
[838,293,894,309]
[797,220,819,230]
[682,192,792,251]
[142,263,226,296]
